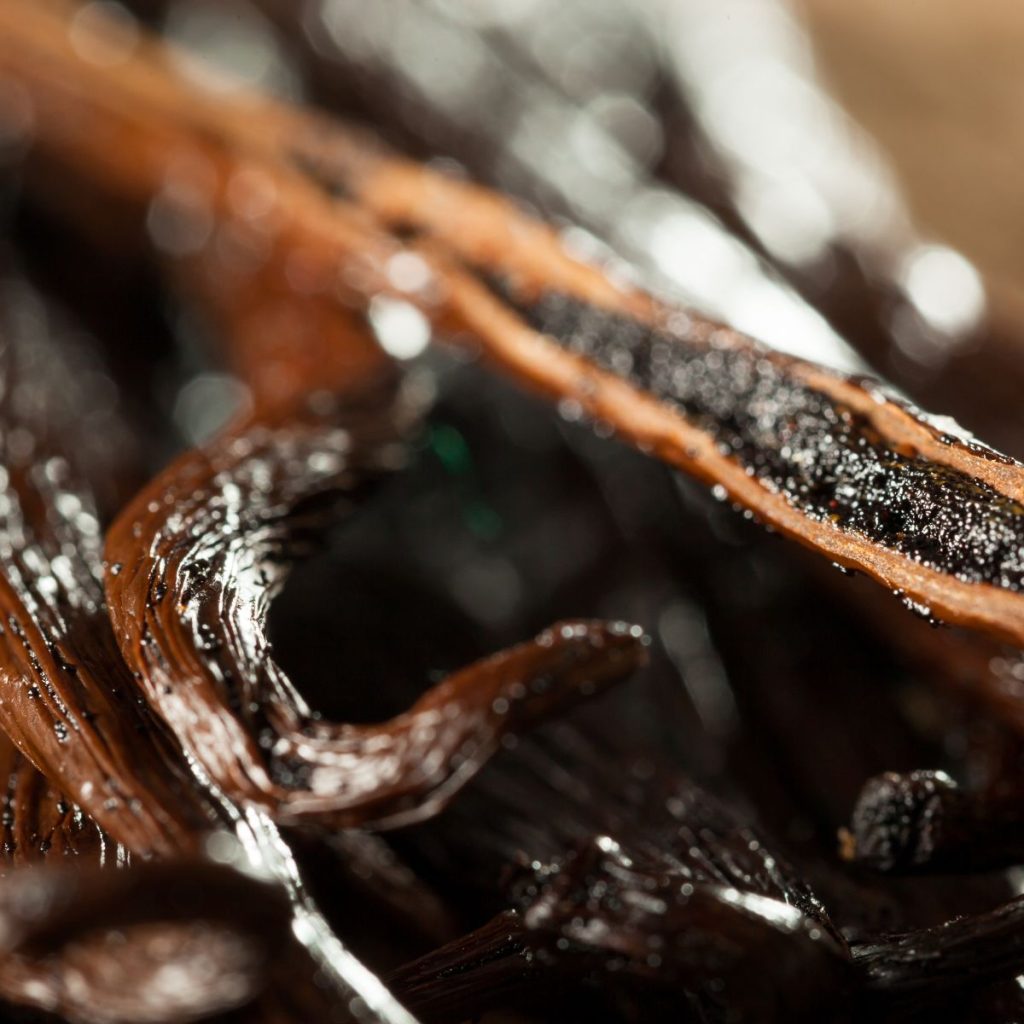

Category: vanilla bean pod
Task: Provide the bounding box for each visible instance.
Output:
[103,355,646,825]
[0,285,396,1023]
[391,785,851,1023]
[9,5,1024,1019]
[854,896,1024,1007]
[843,769,1024,873]
[256,0,1024,459]
[9,1,1024,652]
[0,6,648,829]
[0,283,217,854]
[254,0,1024,446]
[397,787,1024,1020]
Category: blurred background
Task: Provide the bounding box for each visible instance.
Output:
[798,0,1024,319]
[86,0,1020,458]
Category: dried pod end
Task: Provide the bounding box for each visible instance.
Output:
[848,770,959,872]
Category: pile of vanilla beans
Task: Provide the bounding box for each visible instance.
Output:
[3,3,1024,1023]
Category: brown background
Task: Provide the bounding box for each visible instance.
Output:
[796,0,1024,314]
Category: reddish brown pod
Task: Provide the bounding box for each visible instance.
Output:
[0,284,217,856]
[8,0,1024,654]
[103,365,648,827]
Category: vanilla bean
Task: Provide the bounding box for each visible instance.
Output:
[393,824,851,1023]
[0,282,218,854]
[388,911,536,1023]
[397,795,1024,1019]
[88,125,648,827]
[855,896,1024,1005]
[260,0,1024,459]
[844,770,1024,873]
[9,5,1024,1020]
[8,1,1024,650]
[393,773,850,1020]
[104,376,646,826]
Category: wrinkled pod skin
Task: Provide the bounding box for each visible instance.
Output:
[392,785,854,1024]
[396,770,1024,1020]
[0,284,218,855]
[0,287,379,1022]
[843,769,1024,873]
[0,727,118,870]
[103,371,648,828]
[853,895,1024,1009]
[480,836,1024,1022]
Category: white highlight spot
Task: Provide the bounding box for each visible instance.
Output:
[900,244,985,336]
[368,297,431,360]
[385,252,433,294]
[173,373,249,444]
[716,887,805,930]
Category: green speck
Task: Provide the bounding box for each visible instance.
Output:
[431,424,472,476]
[467,501,502,540]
